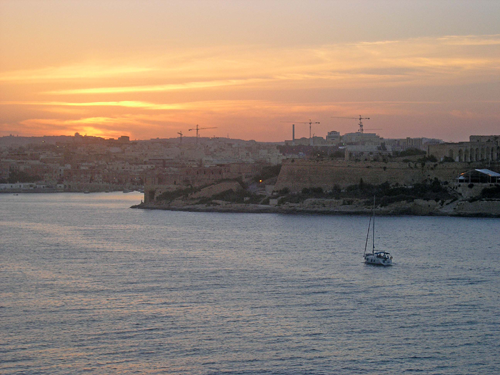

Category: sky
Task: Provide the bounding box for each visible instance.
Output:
[0,0,499,142]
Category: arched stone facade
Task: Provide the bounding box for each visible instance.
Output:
[428,135,500,163]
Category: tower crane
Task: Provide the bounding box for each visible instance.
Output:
[331,115,371,133]
[188,124,218,143]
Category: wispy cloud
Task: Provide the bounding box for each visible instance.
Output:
[43,78,268,95]
[30,35,496,96]
[0,64,155,82]
[2,34,499,140]
[2,34,499,96]
[1,100,186,110]
[438,34,500,46]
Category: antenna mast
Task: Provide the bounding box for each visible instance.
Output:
[281,119,320,146]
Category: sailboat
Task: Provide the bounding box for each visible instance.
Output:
[364,196,393,266]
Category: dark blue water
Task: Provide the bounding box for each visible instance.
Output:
[1,193,499,374]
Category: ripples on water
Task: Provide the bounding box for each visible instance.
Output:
[1,193,499,374]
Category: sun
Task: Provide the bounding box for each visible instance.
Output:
[77,127,129,140]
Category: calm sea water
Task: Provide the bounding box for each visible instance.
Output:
[1,192,499,374]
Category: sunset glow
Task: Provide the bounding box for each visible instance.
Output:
[1,1,499,141]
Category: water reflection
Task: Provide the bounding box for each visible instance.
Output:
[1,193,499,374]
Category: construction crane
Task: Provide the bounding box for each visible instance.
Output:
[331,115,371,133]
[188,124,218,142]
[281,119,320,145]
[177,131,183,144]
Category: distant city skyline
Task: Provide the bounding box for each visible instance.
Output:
[1,0,499,142]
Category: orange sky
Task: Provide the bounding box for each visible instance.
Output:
[1,0,499,142]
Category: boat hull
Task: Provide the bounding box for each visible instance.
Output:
[364,252,393,266]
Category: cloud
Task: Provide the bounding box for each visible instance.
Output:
[16,116,149,138]
[438,34,500,46]
[449,110,500,119]
[1,100,186,110]
[43,78,269,95]
[2,34,499,140]
[0,64,155,82]
[26,36,493,97]
[2,34,499,98]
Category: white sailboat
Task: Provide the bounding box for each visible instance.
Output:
[364,197,393,266]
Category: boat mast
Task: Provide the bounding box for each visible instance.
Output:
[364,215,372,254]
[372,196,376,254]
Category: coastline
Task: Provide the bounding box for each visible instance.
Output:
[131,199,500,218]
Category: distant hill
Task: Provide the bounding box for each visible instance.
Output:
[0,135,73,149]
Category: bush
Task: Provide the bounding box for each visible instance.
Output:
[269,180,454,206]
[393,148,427,158]
[417,155,438,163]
[156,186,200,202]
[481,185,500,199]
[278,187,290,195]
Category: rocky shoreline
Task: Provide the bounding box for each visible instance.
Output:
[132,198,500,218]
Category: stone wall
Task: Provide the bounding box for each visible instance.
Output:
[144,163,263,203]
[427,135,500,162]
[273,159,489,192]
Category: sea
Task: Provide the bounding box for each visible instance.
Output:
[1,192,499,374]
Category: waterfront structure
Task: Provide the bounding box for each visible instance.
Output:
[273,159,491,193]
[457,168,500,184]
[143,163,262,203]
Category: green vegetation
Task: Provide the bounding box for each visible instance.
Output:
[156,186,202,202]
[275,178,453,206]
[157,179,263,205]
[392,148,426,158]
[481,185,500,199]
[197,189,262,204]
[417,155,438,163]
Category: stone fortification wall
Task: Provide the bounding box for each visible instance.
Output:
[427,135,499,162]
[274,159,476,192]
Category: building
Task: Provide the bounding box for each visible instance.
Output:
[344,144,392,161]
[385,137,426,152]
[341,132,382,146]
[326,131,341,145]
[428,135,500,162]
[456,169,500,184]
